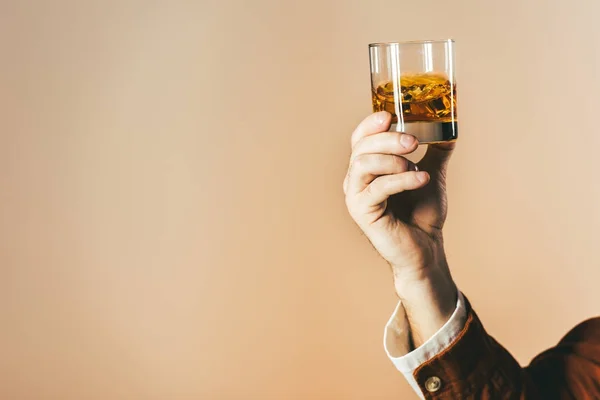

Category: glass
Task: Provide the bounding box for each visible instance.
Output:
[369,39,458,143]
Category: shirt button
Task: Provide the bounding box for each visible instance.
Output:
[424,376,442,393]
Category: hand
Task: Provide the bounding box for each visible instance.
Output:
[343,111,457,345]
[344,111,453,279]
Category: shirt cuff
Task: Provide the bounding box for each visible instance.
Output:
[383,291,468,397]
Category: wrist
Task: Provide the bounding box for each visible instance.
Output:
[392,261,458,347]
[395,269,457,314]
[391,245,453,292]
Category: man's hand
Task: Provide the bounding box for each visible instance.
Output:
[344,111,458,346]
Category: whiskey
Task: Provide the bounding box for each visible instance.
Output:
[372,73,458,142]
[372,73,456,122]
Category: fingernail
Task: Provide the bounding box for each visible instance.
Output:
[400,134,415,148]
[416,171,428,183]
[375,111,388,124]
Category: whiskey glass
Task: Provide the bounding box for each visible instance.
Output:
[369,40,457,143]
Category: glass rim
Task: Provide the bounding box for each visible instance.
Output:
[368,39,454,47]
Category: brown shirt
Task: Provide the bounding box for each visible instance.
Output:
[414,297,600,399]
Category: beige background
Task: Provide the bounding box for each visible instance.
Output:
[1,0,599,399]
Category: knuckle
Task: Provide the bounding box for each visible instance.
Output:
[344,193,353,208]
[352,154,369,172]
[381,176,395,191]
[393,156,408,171]
[391,173,408,189]
[353,135,366,150]
[345,196,363,218]
[350,130,359,147]
[401,173,412,184]
[366,177,383,197]
[391,133,405,152]
[364,181,375,196]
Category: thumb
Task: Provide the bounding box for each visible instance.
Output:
[419,141,456,175]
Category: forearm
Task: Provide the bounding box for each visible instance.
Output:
[393,256,458,348]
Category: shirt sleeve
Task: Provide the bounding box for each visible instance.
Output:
[383,291,467,398]
[385,293,600,399]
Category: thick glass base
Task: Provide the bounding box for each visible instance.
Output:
[390,121,458,144]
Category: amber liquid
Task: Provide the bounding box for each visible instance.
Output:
[372,73,458,142]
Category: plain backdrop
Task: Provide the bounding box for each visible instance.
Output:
[1,0,600,399]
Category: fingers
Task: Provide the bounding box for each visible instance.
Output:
[344,131,420,194]
[360,171,430,207]
[346,154,417,195]
[351,131,419,160]
[350,111,392,148]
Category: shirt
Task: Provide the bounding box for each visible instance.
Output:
[384,292,600,399]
